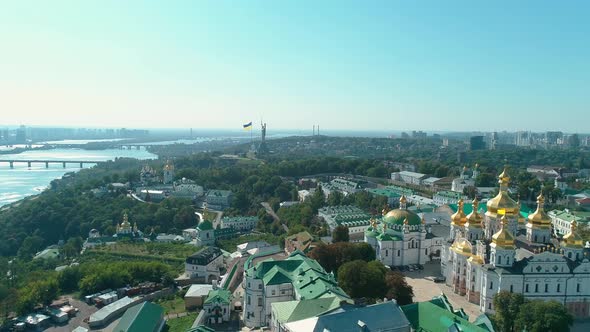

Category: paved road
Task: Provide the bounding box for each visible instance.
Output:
[44,297,97,332]
[403,261,481,321]
[261,202,288,232]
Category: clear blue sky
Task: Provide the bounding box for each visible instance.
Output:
[1,1,588,132]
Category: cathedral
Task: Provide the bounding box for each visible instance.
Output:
[441,168,590,318]
[451,164,479,193]
[365,196,444,267]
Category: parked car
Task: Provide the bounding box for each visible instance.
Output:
[433,276,446,283]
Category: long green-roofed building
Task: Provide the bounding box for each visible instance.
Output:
[243,250,351,328]
[113,301,164,332]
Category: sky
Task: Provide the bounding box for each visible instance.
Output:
[0,1,589,133]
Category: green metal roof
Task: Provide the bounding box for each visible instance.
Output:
[204,289,231,305]
[401,299,487,332]
[246,250,350,301]
[367,188,402,198]
[197,220,213,231]
[186,326,215,332]
[549,209,586,223]
[271,296,343,324]
[113,301,164,332]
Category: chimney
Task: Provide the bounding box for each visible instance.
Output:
[357,320,368,332]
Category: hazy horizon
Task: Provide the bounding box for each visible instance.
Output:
[1,1,589,132]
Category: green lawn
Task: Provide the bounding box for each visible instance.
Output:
[157,296,187,315]
[166,313,197,332]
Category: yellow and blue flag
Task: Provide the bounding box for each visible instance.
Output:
[243,122,252,130]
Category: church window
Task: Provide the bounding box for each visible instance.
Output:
[490,281,493,289]
[577,284,581,292]
[545,284,548,292]
[247,296,251,305]
[535,284,538,293]
[535,265,542,272]
[525,284,529,292]
[258,284,262,289]
[510,285,513,293]
[258,297,262,306]
[488,303,492,310]
[534,235,538,242]
[552,265,559,272]
[271,290,276,296]
[557,284,561,292]
[385,250,388,257]
[498,256,502,265]
[397,250,400,257]
[425,249,428,255]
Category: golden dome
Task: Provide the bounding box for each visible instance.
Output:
[527,192,551,228]
[384,209,422,226]
[164,160,175,171]
[492,215,516,248]
[451,199,468,226]
[498,166,509,185]
[468,254,485,265]
[563,220,584,248]
[466,198,483,228]
[451,238,473,256]
[121,213,131,228]
[486,168,519,217]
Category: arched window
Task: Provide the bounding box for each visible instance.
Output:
[498,256,502,265]
[568,252,572,259]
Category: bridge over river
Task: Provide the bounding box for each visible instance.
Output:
[0,159,107,168]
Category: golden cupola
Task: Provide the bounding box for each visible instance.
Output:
[465,198,483,228]
[492,215,516,249]
[451,238,473,257]
[486,167,519,217]
[527,192,552,228]
[563,220,584,248]
[451,199,468,226]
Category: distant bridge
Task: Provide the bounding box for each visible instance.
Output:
[0,159,107,168]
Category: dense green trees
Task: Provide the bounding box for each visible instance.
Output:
[337,260,414,304]
[337,260,387,299]
[308,242,375,274]
[332,225,350,243]
[493,291,574,332]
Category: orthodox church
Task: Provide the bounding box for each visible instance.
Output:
[114,212,143,239]
[451,164,479,193]
[365,196,444,266]
[441,168,590,318]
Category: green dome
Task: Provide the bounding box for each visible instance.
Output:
[198,220,213,231]
[383,208,422,226]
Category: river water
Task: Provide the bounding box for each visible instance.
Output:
[0,148,156,207]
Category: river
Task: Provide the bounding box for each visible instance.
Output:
[0,148,156,207]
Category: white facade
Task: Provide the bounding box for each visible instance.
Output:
[433,191,466,206]
[549,210,585,236]
[221,216,258,232]
[451,165,478,193]
[441,170,590,318]
[185,247,225,282]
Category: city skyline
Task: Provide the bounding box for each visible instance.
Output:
[1,1,589,132]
